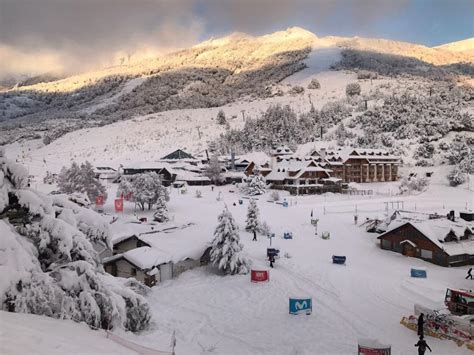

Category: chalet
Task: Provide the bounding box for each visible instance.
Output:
[311,148,400,183]
[93,166,118,179]
[270,145,294,168]
[245,161,272,177]
[105,221,211,286]
[377,219,474,267]
[265,160,339,195]
[103,247,172,287]
[122,162,176,186]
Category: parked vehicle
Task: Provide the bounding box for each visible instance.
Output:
[445,288,474,316]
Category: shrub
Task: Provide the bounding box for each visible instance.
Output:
[346,83,361,97]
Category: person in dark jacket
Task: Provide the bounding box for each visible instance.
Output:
[415,336,432,355]
[417,313,425,336]
[466,268,473,280]
[269,255,275,268]
[252,230,257,241]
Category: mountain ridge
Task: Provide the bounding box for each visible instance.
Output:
[6,27,473,94]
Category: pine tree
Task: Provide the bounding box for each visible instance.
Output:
[0,157,150,332]
[447,166,467,187]
[210,207,250,275]
[245,199,260,241]
[245,175,266,196]
[153,193,169,222]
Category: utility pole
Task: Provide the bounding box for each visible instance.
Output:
[241,110,246,122]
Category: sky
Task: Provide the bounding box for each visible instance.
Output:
[0,0,473,80]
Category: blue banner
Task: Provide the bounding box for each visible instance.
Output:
[410,268,427,278]
[289,297,312,315]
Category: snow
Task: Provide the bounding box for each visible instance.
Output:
[0,221,38,300]
[0,311,138,354]
[102,180,471,355]
[123,247,171,270]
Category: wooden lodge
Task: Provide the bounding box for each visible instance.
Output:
[377,219,474,267]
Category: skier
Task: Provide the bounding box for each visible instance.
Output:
[417,313,424,337]
[211,186,214,192]
[466,267,473,280]
[252,230,257,241]
[269,254,275,268]
[415,336,432,355]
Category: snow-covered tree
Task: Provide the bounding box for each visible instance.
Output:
[0,157,150,331]
[447,166,467,187]
[346,83,361,97]
[210,207,250,275]
[242,175,266,196]
[117,176,134,199]
[130,172,167,211]
[414,143,435,160]
[245,199,260,240]
[216,110,227,125]
[153,193,169,223]
[399,175,429,194]
[204,155,224,185]
[58,161,107,202]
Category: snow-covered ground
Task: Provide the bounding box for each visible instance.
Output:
[0,311,138,354]
[2,42,473,354]
[14,169,464,355]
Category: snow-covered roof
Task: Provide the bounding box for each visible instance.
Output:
[124,247,171,269]
[123,161,176,172]
[109,219,210,264]
[379,218,474,256]
[314,148,400,164]
[271,145,293,156]
[266,160,329,181]
[175,170,210,182]
[104,247,171,270]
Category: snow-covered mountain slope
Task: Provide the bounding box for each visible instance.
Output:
[1,27,472,139]
[435,37,474,55]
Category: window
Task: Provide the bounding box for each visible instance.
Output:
[381,239,391,250]
[420,249,433,259]
[131,268,137,276]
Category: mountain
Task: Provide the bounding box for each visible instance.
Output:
[0,27,473,145]
[435,38,474,56]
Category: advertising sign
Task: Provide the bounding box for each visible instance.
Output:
[251,270,269,283]
[289,297,312,315]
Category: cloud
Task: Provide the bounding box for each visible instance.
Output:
[0,0,204,79]
[0,0,471,80]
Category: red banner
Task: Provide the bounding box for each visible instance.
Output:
[115,198,124,212]
[95,195,105,205]
[251,270,269,283]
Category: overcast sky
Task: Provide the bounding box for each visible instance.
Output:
[1,0,473,79]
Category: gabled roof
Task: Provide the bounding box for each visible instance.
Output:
[161,149,195,160]
[103,247,171,271]
[378,219,474,256]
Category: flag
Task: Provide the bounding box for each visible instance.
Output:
[95,195,104,206]
[114,198,124,212]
